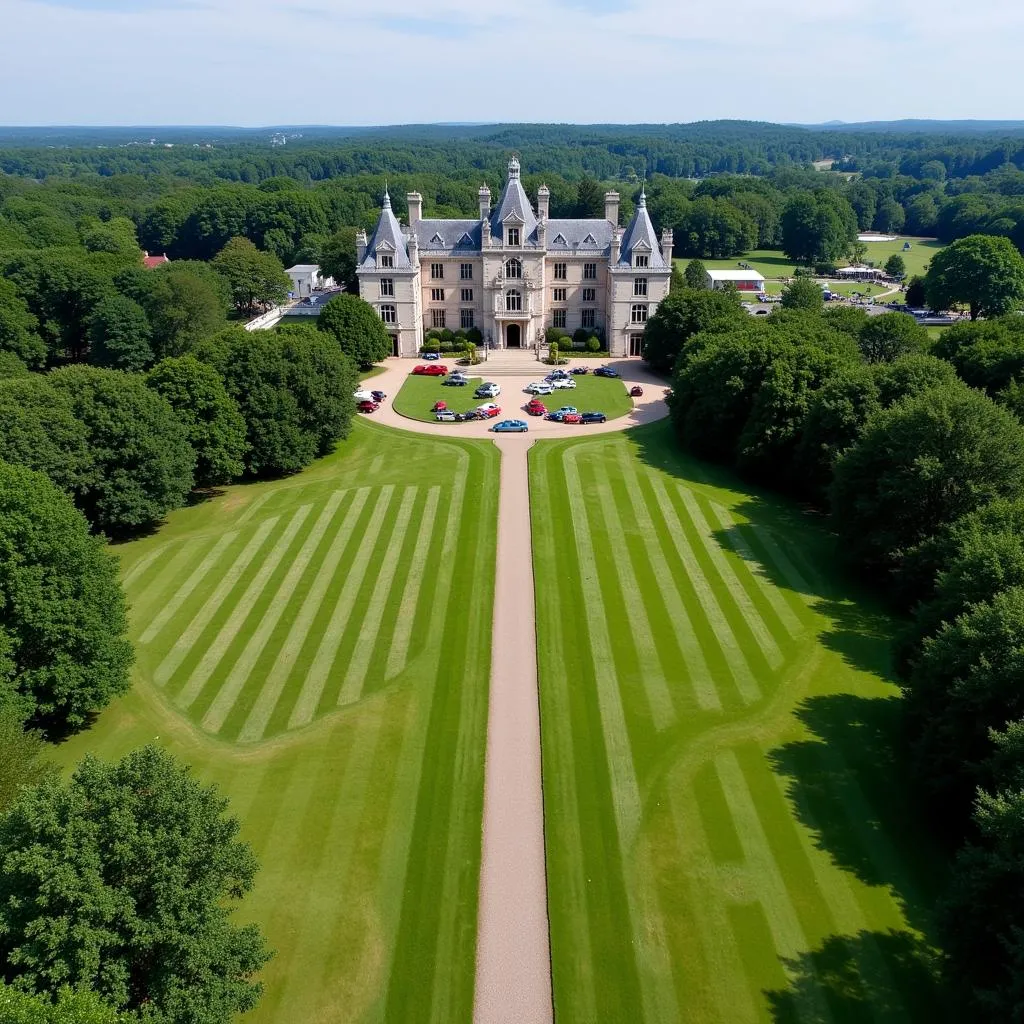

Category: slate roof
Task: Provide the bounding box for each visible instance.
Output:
[545,219,614,253]
[359,191,411,270]
[489,163,538,241]
[617,191,667,268]
[415,219,482,253]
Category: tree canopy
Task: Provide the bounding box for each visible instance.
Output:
[925,234,1024,320]
[641,286,745,375]
[316,293,392,367]
[211,236,290,315]
[780,277,824,312]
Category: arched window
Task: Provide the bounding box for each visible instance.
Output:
[505,258,522,279]
[506,289,522,312]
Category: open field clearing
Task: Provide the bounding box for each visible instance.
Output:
[55,420,499,1024]
[531,422,950,1023]
[393,370,634,422]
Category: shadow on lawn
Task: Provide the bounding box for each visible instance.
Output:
[765,928,951,1024]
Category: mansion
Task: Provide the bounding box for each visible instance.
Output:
[356,157,673,358]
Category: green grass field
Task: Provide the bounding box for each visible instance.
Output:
[531,422,950,1023]
[54,420,499,1024]
[393,372,633,422]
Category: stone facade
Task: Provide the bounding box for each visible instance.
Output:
[356,157,672,357]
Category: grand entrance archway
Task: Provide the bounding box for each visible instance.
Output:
[506,323,522,349]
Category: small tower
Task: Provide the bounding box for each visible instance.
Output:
[356,229,367,264]
[537,184,550,220]
[479,184,492,220]
[604,191,620,226]
[407,191,423,227]
[408,232,420,269]
[610,228,622,265]
[661,227,674,263]
[507,154,521,179]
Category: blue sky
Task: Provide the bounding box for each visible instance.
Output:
[1,0,1020,125]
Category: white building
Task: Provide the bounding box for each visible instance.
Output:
[286,264,334,297]
[356,157,673,357]
[705,268,766,293]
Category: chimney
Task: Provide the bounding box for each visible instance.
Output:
[661,227,674,263]
[610,228,622,265]
[479,184,492,221]
[537,218,546,248]
[537,184,550,220]
[356,229,367,264]
[604,191,620,226]
[481,216,492,247]
[408,232,419,268]
[407,191,423,227]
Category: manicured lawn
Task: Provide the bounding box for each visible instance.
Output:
[394,371,634,423]
[54,419,499,1024]
[531,422,950,1023]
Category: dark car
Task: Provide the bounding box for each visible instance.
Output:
[442,377,468,386]
[580,411,606,424]
[594,366,619,378]
[546,410,566,422]
[571,365,590,375]
[371,390,386,402]
[357,400,379,413]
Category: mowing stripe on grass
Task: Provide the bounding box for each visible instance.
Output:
[201,490,348,734]
[236,490,272,525]
[589,463,676,728]
[677,486,784,670]
[639,468,760,706]
[121,543,171,590]
[385,486,441,681]
[709,502,806,637]
[749,523,813,597]
[138,532,238,645]
[175,504,312,710]
[154,517,279,687]
[565,450,681,1023]
[715,751,834,1024]
[286,486,396,730]
[236,489,372,743]
[337,486,418,707]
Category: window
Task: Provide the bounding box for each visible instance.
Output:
[584,263,597,280]
[431,263,444,280]
[553,287,566,302]
[461,288,473,302]
[552,309,566,329]
[431,288,445,302]
[460,263,473,280]
[506,227,520,246]
[379,254,393,269]
[431,309,446,329]
[634,253,649,268]
[506,289,522,312]
[582,287,596,302]
[634,277,648,297]
[582,309,595,329]
[631,304,649,324]
[505,258,522,279]
[380,304,396,324]
[554,262,567,280]
[380,278,394,297]
[460,308,475,329]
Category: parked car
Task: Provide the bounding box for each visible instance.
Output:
[490,419,529,433]
[562,412,583,424]
[476,403,502,418]
[443,376,468,386]
[525,381,553,395]
[476,382,501,398]
[456,410,479,422]
[432,400,447,412]
[556,406,578,416]
[357,400,379,413]
[594,365,619,378]
[435,409,456,421]
[413,364,448,376]
[525,399,547,416]
[545,370,570,382]
[630,385,644,397]
[371,390,386,403]
[571,365,590,375]
[546,410,566,422]
[353,389,375,403]
[422,352,440,361]
[580,411,606,424]
[551,378,576,390]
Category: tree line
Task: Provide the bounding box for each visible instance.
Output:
[649,243,1024,1016]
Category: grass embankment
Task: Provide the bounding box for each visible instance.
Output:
[394,372,634,423]
[531,422,950,1023]
[55,419,499,1024]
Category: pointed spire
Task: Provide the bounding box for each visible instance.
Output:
[638,184,647,209]
[383,181,391,210]
[507,154,521,180]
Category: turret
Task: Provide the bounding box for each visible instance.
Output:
[356,229,367,264]
[537,184,550,220]
[479,184,491,220]
[407,191,423,227]
[604,191,620,226]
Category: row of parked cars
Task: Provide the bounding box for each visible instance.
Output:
[354,388,387,413]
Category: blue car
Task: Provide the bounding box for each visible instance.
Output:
[594,365,619,378]
[422,352,440,361]
[546,410,565,422]
[490,419,529,433]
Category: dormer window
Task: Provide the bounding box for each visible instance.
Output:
[379,253,394,269]
[552,232,568,246]
[506,227,520,246]
[634,253,649,268]
[505,258,522,279]
[583,233,597,245]
[430,232,445,245]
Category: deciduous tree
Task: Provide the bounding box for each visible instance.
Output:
[858,311,928,363]
[87,294,153,371]
[925,234,1024,320]
[641,286,745,374]
[316,292,391,367]
[211,236,290,315]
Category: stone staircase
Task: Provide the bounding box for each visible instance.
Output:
[466,352,550,378]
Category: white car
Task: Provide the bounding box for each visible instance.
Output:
[525,381,553,395]
[476,382,501,398]
[435,409,456,421]
[551,378,577,389]
[353,389,375,403]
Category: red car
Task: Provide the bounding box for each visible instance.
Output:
[432,400,447,412]
[525,399,547,416]
[562,412,583,424]
[477,403,502,418]
[357,400,379,413]
[412,364,448,376]
[630,385,644,397]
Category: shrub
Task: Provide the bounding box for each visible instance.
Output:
[586,335,602,353]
